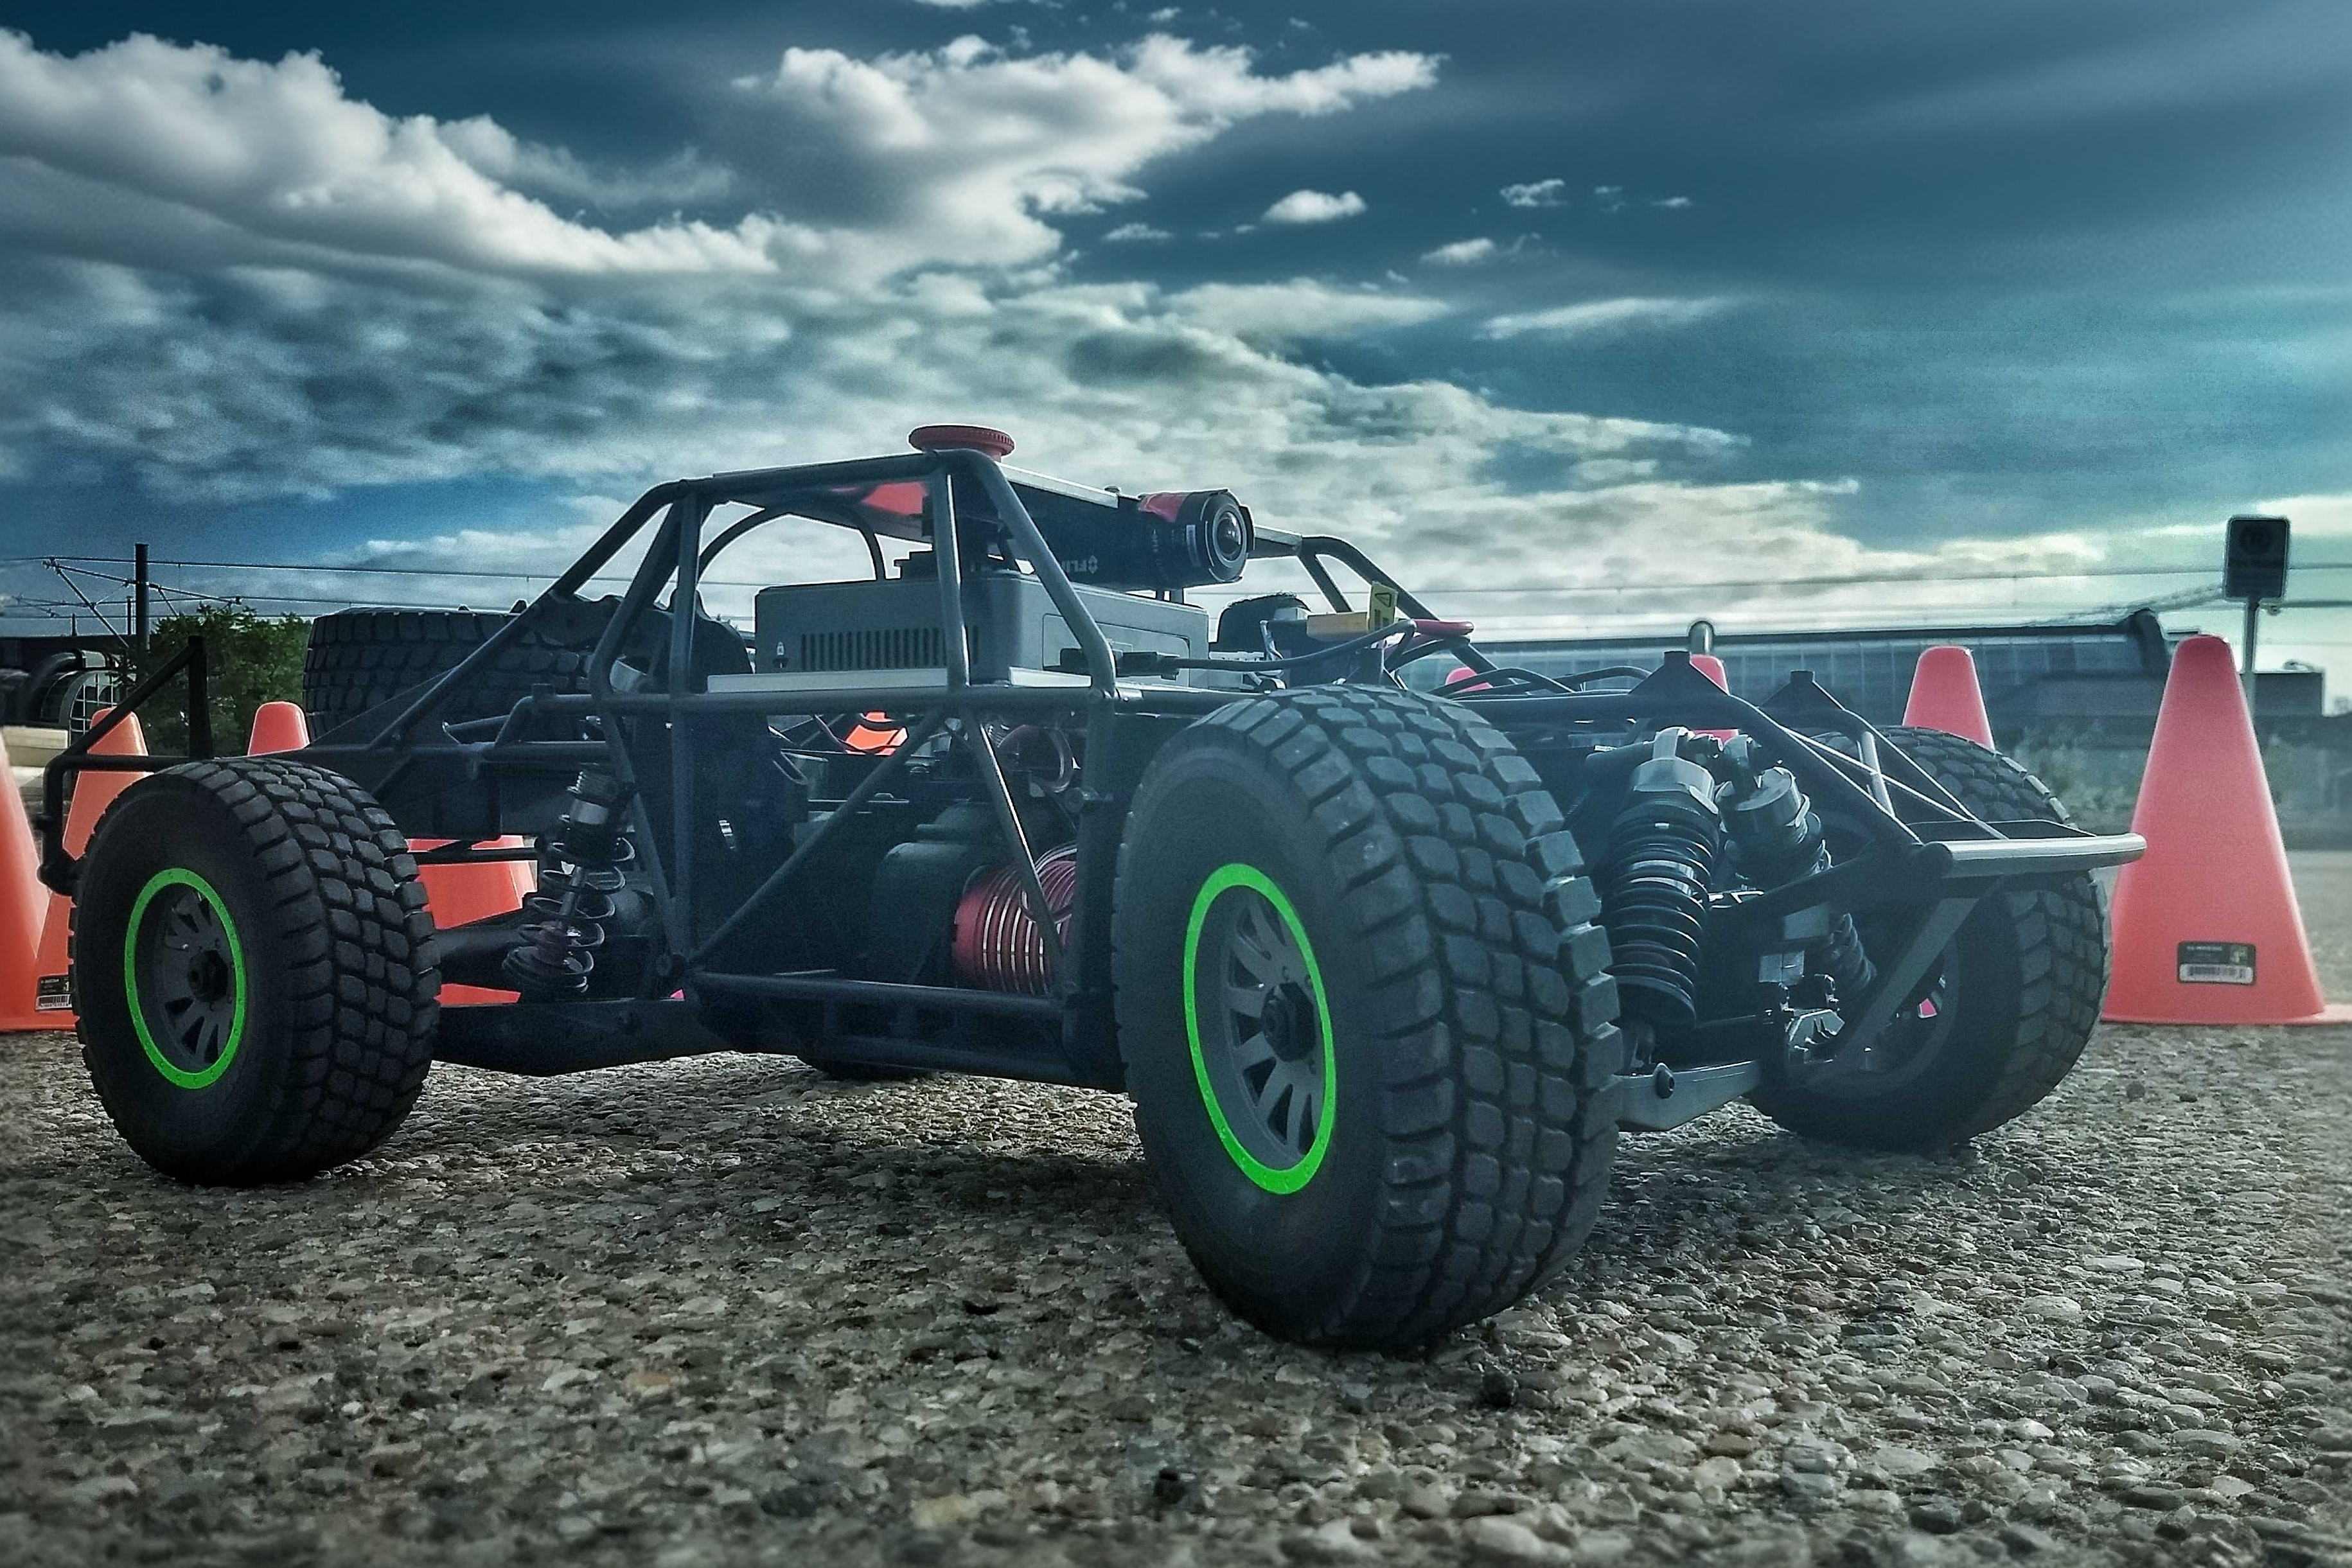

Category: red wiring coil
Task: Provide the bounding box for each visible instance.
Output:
[951,844,1077,996]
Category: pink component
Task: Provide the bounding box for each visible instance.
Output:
[952,844,1078,996]
[853,480,927,518]
[1690,653,1737,741]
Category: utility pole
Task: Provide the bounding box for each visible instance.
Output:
[2241,597,2259,719]
[133,542,150,651]
[2224,515,2288,724]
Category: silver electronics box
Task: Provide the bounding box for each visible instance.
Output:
[747,570,1208,686]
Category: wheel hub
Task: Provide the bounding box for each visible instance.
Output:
[1260,980,1316,1064]
[189,948,231,1004]
[125,869,247,1089]
[1182,865,1335,1194]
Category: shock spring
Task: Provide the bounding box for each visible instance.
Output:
[1716,740,1877,1006]
[1601,729,1724,1033]
[503,770,635,1001]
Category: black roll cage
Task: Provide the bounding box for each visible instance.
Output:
[35,445,2143,1097]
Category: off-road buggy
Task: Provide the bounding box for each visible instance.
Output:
[39,427,2144,1350]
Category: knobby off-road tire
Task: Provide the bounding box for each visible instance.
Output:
[303,607,594,733]
[73,759,441,1183]
[1113,687,1623,1351]
[1748,725,2108,1151]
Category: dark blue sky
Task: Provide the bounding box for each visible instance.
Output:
[0,0,2346,659]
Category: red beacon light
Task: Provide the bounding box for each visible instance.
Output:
[908,424,1016,459]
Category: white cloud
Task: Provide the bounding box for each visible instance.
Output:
[1102,221,1171,242]
[438,118,735,211]
[1481,296,1733,339]
[0,28,2073,638]
[1421,237,1496,266]
[0,31,792,278]
[2256,492,2352,537]
[6,233,2107,637]
[1591,184,1626,213]
[1650,195,1693,210]
[1261,188,1365,224]
[727,36,1429,275]
[1162,279,1446,342]
[1499,178,1567,208]
[0,29,1437,287]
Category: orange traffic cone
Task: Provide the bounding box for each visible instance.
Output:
[2103,634,2349,1025]
[1902,645,1994,748]
[247,700,310,754]
[843,712,905,753]
[419,840,537,1005]
[26,711,149,1029]
[0,732,57,1032]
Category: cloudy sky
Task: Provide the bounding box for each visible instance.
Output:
[1,1,2347,672]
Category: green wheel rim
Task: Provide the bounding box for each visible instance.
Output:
[1182,863,1336,1194]
[123,867,247,1090]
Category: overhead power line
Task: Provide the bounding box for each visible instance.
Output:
[12,553,2352,600]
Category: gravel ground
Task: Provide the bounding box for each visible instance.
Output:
[4,859,2348,1568]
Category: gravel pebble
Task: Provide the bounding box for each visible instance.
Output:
[5,858,2351,1566]
[1459,1515,1573,1564]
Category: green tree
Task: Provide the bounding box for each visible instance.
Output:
[127,606,310,755]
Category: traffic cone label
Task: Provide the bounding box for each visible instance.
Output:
[2102,634,2347,1025]
[1902,645,1995,748]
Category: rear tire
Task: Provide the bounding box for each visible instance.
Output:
[72,759,441,1183]
[1113,688,1622,1351]
[1747,726,2108,1151]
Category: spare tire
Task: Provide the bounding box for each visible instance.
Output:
[302,606,597,734]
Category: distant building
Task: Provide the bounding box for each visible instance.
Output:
[1417,608,2324,741]
[0,615,126,730]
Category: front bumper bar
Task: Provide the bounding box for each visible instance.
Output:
[1923,824,2146,878]
[1602,822,2143,1129]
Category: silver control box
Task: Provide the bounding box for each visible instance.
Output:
[751,570,1208,684]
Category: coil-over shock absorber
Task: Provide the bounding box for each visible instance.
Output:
[1715,738,1876,1006]
[1600,728,1724,1035]
[504,770,635,1000]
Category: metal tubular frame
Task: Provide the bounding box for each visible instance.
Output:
[1465,665,1932,849]
[55,443,2144,1099]
[34,635,211,896]
[687,711,952,965]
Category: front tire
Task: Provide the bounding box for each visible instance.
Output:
[1113,688,1622,1351]
[73,759,441,1183]
[1747,727,2108,1151]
